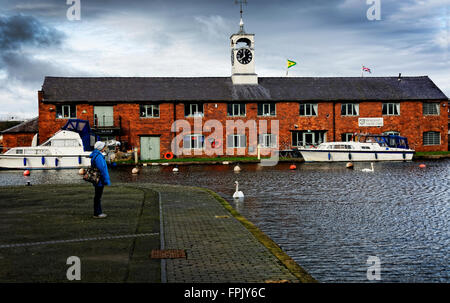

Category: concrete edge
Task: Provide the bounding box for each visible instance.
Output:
[198,187,318,283]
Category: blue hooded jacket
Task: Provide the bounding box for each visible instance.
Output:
[89,149,111,187]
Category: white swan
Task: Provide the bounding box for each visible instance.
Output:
[233,181,244,199]
[362,162,374,172]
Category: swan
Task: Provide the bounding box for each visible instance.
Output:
[362,162,374,172]
[233,181,244,199]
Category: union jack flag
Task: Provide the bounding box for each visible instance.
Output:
[362,66,372,73]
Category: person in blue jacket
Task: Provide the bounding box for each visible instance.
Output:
[90,141,111,218]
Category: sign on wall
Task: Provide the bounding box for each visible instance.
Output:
[358,118,383,127]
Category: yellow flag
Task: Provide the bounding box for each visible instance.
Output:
[287,60,297,68]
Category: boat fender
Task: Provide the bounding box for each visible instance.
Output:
[164,152,174,160]
[402,153,406,160]
[78,156,82,164]
[23,158,27,166]
[328,152,331,161]
[55,158,59,167]
[348,153,352,160]
[41,156,45,165]
[374,153,378,160]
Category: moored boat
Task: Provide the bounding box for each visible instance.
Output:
[298,134,415,162]
[0,119,98,169]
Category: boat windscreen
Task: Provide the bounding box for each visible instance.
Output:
[61,119,99,151]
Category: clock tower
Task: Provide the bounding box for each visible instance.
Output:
[231,3,257,85]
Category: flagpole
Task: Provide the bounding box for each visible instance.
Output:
[361,65,363,78]
[286,59,289,77]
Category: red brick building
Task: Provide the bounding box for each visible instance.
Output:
[37,76,448,160]
[1,117,38,153]
[35,24,448,159]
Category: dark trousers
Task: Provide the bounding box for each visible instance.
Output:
[94,186,104,216]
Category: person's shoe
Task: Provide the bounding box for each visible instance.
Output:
[93,213,107,219]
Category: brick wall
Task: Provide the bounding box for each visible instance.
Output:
[2,133,35,151]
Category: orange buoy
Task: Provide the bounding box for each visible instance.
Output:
[289,164,296,170]
[419,164,426,168]
[23,170,30,176]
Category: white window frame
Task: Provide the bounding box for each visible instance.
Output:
[140,104,160,118]
[227,134,246,148]
[56,104,76,119]
[183,134,204,149]
[258,103,276,117]
[227,103,246,117]
[423,131,440,146]
[341,133,354,142]
[185,103,204,117]
[259,133,277,148]
[341,103,359,116]
[299,103,318,116]
[423,103,440,116]
[382,103,400,116]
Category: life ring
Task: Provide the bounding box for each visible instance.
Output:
[164,152,174,160]
[212,139,222,148]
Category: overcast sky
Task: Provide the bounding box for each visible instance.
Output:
[0,0,448,118]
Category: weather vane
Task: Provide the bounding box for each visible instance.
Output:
[235,0,247,33]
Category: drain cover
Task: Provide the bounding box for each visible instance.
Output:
[150,249,186,259]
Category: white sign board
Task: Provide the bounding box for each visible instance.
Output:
[359,118,383,127]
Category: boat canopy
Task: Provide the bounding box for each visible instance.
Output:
[359,134,410,149]
[61,119,99,151]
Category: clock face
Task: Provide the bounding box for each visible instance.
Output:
[236,48,252,65]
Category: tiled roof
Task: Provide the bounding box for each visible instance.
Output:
[41,76,448,103]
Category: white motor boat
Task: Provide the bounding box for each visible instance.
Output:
[0,119,99,169]
[298,134,415,162]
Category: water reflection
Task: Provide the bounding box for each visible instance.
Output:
[1,160,449,282]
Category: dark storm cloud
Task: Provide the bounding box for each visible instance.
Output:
[0,14,64,51]
[0,14,67,83]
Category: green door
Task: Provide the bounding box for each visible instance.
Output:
[140,136,160,160]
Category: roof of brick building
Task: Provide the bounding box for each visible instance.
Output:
[1,117,39,134]
[41,76,448,103]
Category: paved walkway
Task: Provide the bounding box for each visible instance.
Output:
[145,184,302,283]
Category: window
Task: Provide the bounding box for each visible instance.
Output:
[299,103,318,116]
[333,145,353,150]
[341,133,354,142]
[140,104,160,118]
[56,105,76,119]
[423,131,440,146]
[257,103,276,116]
[183,134,204,149]
[382,103,400,116]
[227,103,246,116]
[259,134,277,148]
[292,131,326,147]
[51,139,80,147]
[227,134,246,148]
[341,103,359,116]
[15,149,23,154]
[185,103,204,117]
[423,103,440,115]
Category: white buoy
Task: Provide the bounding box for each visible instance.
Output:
[222,161,230,165]
[234,165,241,172]
[132,167,139,174]
[172,167,179,172]
[143,163,148,167]
[78,168,85,175]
